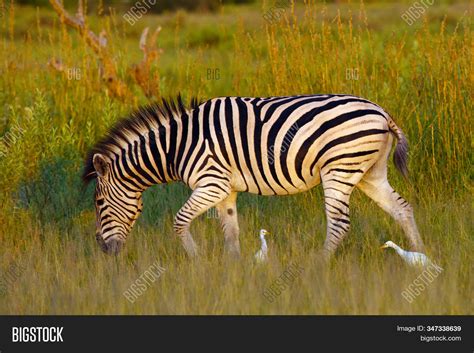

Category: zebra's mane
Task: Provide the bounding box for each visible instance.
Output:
[82,95,202,186]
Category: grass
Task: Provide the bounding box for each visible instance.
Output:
[0,1,472,314]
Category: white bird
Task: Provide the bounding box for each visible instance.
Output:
[255,229,270,263]
[380,241,437,268]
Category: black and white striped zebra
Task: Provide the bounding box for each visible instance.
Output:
[83,94,424,257]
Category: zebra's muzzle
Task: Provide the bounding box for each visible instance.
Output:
[96,233,108,253]
[97,235,124,255]
[106,238,124,255]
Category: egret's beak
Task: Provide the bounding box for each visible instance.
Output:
[380,244,388,249]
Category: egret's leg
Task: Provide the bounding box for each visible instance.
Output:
[215,192,241,258]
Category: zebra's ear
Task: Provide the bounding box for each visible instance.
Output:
[93,154,109,178]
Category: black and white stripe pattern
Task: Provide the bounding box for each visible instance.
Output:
[83,94,424,257]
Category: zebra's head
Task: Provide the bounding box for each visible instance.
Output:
[91,153,143,255]
[84,97,202,255]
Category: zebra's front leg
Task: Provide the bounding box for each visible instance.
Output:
[215,192,240,258]
[174,185,230,258]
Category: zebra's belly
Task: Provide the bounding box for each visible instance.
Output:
[231,169,321,195]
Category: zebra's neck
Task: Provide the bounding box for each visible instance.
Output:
[109,121,181,191]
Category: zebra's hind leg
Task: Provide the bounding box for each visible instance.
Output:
[174,185,230,258]
[215,192,241,258]
[320,161,373,260]
[357,170,424,252]
[320,172,361,260]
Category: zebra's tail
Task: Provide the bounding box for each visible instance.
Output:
[387,116,409,179]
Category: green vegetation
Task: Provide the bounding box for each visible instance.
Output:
[0,1,472,314]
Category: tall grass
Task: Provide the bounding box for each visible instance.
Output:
[0,1,472,314]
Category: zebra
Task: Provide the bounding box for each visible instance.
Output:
[83,94,425,258]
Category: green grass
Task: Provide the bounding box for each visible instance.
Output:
[0,1,472,314]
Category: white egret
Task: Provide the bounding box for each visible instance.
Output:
[255,229,270,263]
[380,241,439,269]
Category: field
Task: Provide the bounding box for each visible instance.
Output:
[0,0,472,314]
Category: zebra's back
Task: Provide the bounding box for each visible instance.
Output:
[187,94,391,196]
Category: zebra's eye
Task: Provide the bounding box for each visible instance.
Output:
[97,199,105,206]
